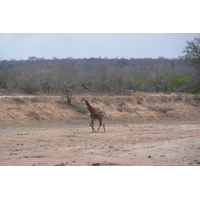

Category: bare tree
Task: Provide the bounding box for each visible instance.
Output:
[150,64,164,92]
[62,83,74,106]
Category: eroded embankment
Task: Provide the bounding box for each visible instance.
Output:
[0,93,200,127]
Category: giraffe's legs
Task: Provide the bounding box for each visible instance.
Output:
[97,119,105,133]
[90,119,96,133]
[97,121,102,132]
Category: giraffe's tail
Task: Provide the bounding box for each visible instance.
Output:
[102,111,107,116]
[96,108,106,116]
[98,111,106,116]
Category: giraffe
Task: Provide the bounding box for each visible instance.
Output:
[81,98,105,133]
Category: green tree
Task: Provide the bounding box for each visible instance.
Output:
[183,36,200,93]
[126,75,147,92]
[169,75,191,92]
[184,37,200,67]
[161,73,175,93]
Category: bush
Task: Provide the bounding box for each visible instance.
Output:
[75,102,87,114]
[12,98,26,104]
[169,75,191,92]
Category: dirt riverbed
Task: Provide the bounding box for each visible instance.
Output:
[1,120,200,166]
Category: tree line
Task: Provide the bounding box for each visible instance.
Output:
[1,37,200,94]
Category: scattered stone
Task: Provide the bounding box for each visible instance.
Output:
[92,163,100,166]
[55,163,65,166]
[11,153,17,155]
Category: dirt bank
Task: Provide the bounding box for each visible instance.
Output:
[1,93,200,127]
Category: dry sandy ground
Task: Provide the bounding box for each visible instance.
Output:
[1,120,200,166]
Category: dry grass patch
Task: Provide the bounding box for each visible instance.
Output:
[11,98,26,104]
[148,105,174,114]
[26,111,41,120]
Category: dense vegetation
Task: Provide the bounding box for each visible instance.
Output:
[1,37,200,95]
[0,56,198,94]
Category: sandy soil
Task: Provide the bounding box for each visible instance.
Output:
[1,93,200,166]
[1,120,200,166]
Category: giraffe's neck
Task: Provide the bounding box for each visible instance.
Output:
[85,100,96,114]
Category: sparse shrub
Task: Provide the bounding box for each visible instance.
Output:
[135,95,144,104]
[12,98,26,104]
[193,94,200,102]
[160,96,168,103]
[117,107,123,112]
[149,105,173,113]
[30,97,41,103]
[30,97,48,103]
[75,102,87,114]
[26,111,40,120]
[158,107,173,113]
[171,93,183,101]
[183,94,198,106]
[61,83,74,106]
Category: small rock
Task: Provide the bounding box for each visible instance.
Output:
[92,163,100,166]
[148,155,151,158]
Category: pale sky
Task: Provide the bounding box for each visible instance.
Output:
[0,33,199,60]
